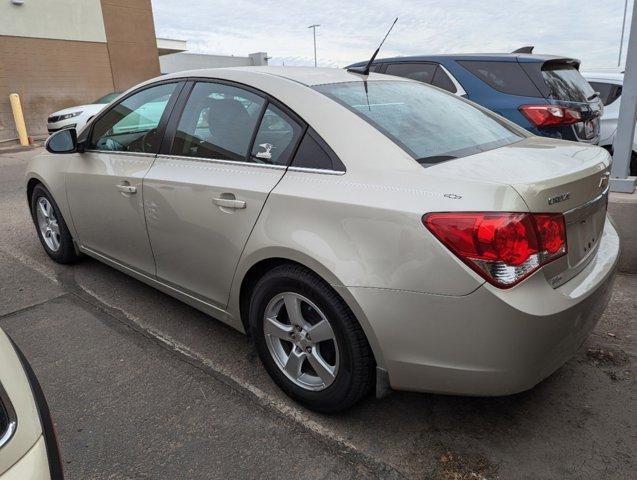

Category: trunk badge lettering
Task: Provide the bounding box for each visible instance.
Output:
[443,193,462,200]
[548,192,570,205]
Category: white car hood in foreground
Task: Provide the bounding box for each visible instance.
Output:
[0,329,42,476]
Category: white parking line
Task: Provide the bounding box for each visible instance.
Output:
[0,245,59,285]
[77,284,367,454]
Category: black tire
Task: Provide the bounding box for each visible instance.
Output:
[249,264,374,413]
[30,183,80,264]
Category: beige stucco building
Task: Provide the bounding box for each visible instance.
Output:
[0,0,161,141]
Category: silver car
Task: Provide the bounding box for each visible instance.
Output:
[27,67,619,412]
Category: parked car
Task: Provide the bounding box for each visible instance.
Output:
[28,67,618,412]
[0,328,63,479]
[348,53,603,145]
[47,92,121,134]
[583,71,636,174]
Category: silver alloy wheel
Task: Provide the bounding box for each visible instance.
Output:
[35,197,61,252]
[264,292,339,391]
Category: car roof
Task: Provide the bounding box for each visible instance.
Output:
[348,53,580,67]
[160,66,408,87]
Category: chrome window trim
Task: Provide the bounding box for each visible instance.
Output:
[84,149,158,158]
[287,166,346,176]
[155,153,289,171]
[438,64,467,96]
[0,382,17,450]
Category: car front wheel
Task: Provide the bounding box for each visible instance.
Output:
[30,184,80,264]
[249,264,374,413]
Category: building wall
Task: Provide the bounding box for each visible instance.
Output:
[0,37,115,140]
[0,0,107,42]
[0,0,160,141]
[100,0,161,91]
[160,52,268,74]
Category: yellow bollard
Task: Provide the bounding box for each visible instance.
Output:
[9,93,29,146]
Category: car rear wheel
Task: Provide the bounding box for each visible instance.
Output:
[30,184,80,264]
[249,264,374,412]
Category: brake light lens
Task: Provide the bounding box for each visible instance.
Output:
[423,212,567,288]
[519,105,582,127]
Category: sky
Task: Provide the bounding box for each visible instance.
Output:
[152,0,634,70]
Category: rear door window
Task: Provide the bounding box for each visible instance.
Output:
[171,82,265,161]
[588,81,622,106]
[458,60,541,97]
[541,64,595,102]
[385,63,437,84]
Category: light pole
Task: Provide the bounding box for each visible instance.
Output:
[618,0,629,67]
[308,24,320,67]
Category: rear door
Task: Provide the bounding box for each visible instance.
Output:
[143,80,304,308]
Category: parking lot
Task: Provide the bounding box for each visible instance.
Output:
[0,146,635,479]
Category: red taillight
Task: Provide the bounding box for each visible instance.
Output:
[423,212,567,288]
[519,104,582,127]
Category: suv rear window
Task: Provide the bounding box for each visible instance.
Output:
[541,64,595,102]
[314,80,523,164]
[458,60,541,97]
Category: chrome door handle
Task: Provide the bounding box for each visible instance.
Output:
[116,184,137,194]
[212,197,246,209]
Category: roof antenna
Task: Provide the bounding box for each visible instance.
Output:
[347,17,398,76]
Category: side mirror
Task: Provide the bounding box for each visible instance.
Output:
[45,128,81,154]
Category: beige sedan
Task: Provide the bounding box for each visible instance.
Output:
[0,328,63,479]
[28,67,619,412]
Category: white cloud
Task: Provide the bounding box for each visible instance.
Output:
[152,0,634,69]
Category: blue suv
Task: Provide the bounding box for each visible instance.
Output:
[347,53,603,144]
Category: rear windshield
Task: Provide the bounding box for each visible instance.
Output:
[314,81,523,164]
[541,65,595,102]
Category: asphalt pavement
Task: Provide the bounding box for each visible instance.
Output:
[0,147,635,480]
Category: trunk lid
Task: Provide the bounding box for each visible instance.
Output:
[429,137,611,286]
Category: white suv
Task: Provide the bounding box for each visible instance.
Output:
[583,72,636,174]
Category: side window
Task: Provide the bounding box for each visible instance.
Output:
[291,129,343,171]
[250,104,303,165]
[589,81,622,105]
[432,67,458,93]
[369,64,383,73]
[458,60,540,97]
[89,82,178,153]
[385,63,437,84]
[171,82,265,161]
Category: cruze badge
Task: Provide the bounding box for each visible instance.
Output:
[548,192,570,205]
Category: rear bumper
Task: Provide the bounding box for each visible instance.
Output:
[343,219,620,396]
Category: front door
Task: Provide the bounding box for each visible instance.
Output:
[143,81,303,308]
[66,82,182,274]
